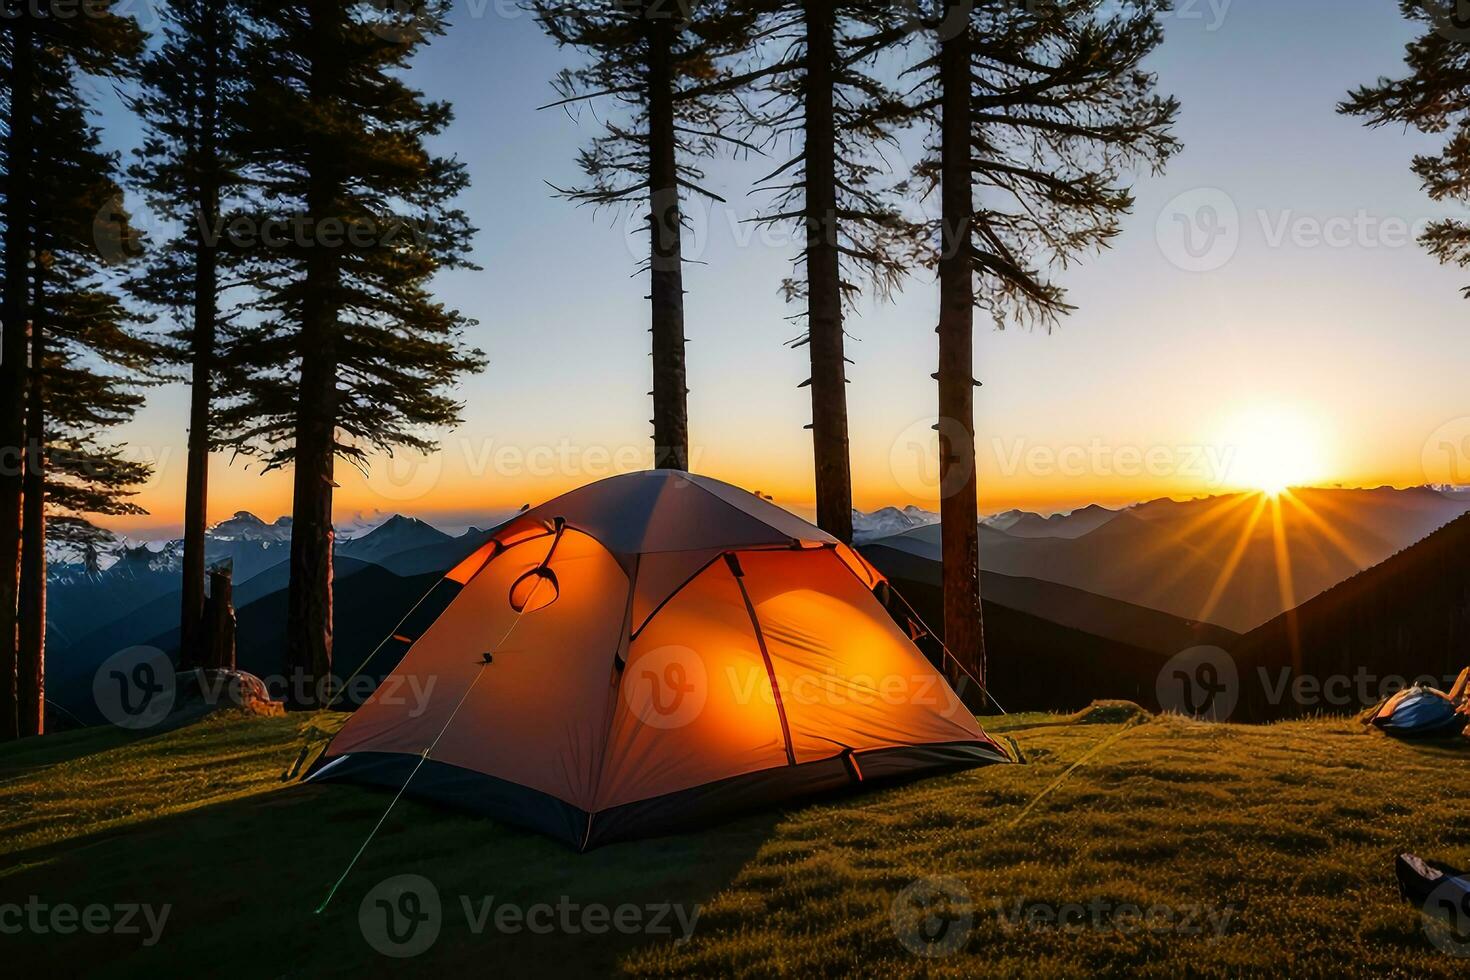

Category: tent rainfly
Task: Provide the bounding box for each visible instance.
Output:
[308,470,1008,849]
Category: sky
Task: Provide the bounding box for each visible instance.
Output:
[86,0,1470,537]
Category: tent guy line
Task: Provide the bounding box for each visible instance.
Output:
[314,564,556,914]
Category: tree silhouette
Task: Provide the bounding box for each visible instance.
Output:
[130,0,253,669]
[1342,3,1470,296]
[1,1,145,739]
[218,1,483,707]
[0,4,33,743]
[24,157,155,738]
[915,0,1178,689]
[717,0,920,543]
[532,0,759,471]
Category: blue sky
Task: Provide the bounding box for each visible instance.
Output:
[88,0,1470,535]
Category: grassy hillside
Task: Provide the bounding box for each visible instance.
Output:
[2,710,1466,977]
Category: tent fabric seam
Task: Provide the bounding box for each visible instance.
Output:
[586,550,641,829]
[727,554,797,768]
[628,550,727,643]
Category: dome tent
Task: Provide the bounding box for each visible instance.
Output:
[307,471,1008,849]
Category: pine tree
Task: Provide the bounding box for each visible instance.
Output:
[129,0,252,669]
[0,5,33,742]
[916,0,1178,691]
[1,1,145,738]
[714,0,920,542]
[55,517,124,578]
[21,27,152,738]
[532,0,759,471]
[218,1,484,707]
[1342,3,1470,297]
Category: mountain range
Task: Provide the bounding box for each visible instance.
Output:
[851,501,1123,543]
[868,486,1470,632]
[41,484,1470,726]
[865,486,1470,716]
[44,511,497,721]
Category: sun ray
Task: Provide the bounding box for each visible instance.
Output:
[1131,494,1260,614]
[1278,489,1373,569]
[1173,492,1260,551]
[1269,492,1303,673]
[1268,493,1298,614]
[1198,492,1269,625]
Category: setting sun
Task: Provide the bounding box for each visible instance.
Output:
[1219,408,1327,497]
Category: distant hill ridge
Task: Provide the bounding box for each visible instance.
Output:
[44,486,1470,727]
[1230,510,1470,720]
[868,486,1470,632]
[44,511,498,691]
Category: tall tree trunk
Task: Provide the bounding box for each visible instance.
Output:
[286,321,336,709]
[802,0,853,543]
[0,14,34,742]
[178,241,218,670]
[179,7,223,670]
[285,2,337,709]
[937,0,985,693]
[645,10,689,471]
[17,261,43,737]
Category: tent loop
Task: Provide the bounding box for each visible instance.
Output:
[509,518,567,613]
[288,520,573,781]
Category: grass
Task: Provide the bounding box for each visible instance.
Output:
[1,706,1467,977]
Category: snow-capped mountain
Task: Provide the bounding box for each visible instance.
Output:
[853,504,1115,543]
[338,515,451,563]
[852,506,938,543]
[49,511,296,585]
[981,509,1037,532]
[50,509,484,589]
[210,511,294,543]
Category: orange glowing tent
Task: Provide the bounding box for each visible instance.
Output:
[307,471,1007,849]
